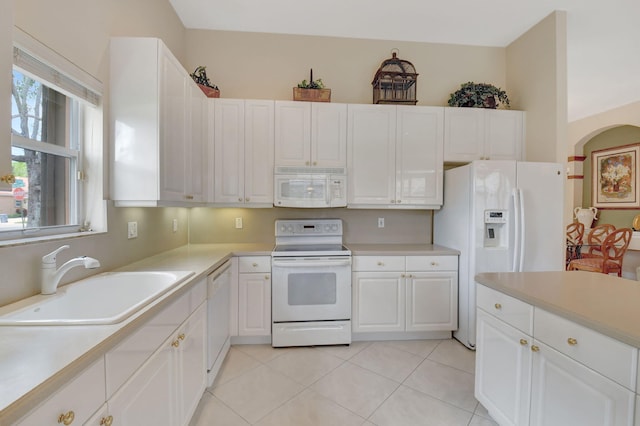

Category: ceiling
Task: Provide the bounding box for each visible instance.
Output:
[169,0,640,122]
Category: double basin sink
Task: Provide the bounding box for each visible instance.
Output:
[0,270,194,325]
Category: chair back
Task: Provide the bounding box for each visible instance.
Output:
[585,224,616,257]
[601,228,632,266]
[566,222,585,245]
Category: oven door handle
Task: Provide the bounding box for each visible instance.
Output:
[272,259,352,268]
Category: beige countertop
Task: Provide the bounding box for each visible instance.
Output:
[0,243,272,424]
[347,243,459,256]
[475,271,640,348]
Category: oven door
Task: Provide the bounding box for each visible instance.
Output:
[271,256,351,322]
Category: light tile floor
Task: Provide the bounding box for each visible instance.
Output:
[190,339,498,426]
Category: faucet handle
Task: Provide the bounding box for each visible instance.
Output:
[42,245,70,265]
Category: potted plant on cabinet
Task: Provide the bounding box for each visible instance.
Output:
[293,69,331,102]
[448,81,510,109]
[190,66,220,98]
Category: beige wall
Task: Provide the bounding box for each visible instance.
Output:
[0,0,190,306]
[184,30,506,106]
[506,11,568,164]
[189,207,432,245]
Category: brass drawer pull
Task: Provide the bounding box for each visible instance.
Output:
[567,337,578,346]
[58,411,75,425]
[519,338,528,346]
[531,345,540,352]
[494,303,502,310]
[100,415,114,426]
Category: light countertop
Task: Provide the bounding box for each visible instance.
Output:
[475,271,640,348]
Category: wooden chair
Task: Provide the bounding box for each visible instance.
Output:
[567,228,632,277]
[580,224,616,259]
[566,222,584,245]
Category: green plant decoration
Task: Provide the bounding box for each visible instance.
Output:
[448,82,510,109]
[297,68,325,89]
[190,66,218,90]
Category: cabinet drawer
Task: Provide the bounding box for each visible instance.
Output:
[476,284,533,335]
[352,256,404,272]
[406,255,457,271]
[17,357,106,425]
[238,256,271,273]
[534,308,637,391]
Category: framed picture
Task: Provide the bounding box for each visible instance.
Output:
[592,143,640,209]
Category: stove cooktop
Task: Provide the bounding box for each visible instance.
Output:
[272,244,351,257]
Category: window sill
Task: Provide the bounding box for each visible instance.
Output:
[0,230,106,248]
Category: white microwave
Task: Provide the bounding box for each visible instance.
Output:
[274,167,347,208]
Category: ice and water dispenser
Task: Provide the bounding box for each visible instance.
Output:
[484,210,508,247]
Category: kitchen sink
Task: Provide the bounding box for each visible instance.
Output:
[0,270,195,325]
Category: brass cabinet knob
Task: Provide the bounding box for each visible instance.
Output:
[390,199,396,204]
[305,161,310,166]
[567,337,578,346]
[531,345,540,352]
[178,333,185,341]
[253,263,258,267]
[519,338,528,346]
[245,197,250,202]
[377,261,384,266]
[397,199,401,203]
[58,411,75,425]
[401,273,406,278]
[100,416,114,426]
[238,197,243,202]
[430,261,438,266]
[265,275,270,280]
[185,195,194,200]
[312,161,317,166]
[171,340,180,348]
[494,303,502,310]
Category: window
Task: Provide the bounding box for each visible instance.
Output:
[4,29,104,240]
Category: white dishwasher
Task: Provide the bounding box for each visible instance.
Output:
[207,260,231,386]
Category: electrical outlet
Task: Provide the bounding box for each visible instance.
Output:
[127,221,138,239]
[172,219,178,232]
[235,217,243,229]
[378,217,385,228]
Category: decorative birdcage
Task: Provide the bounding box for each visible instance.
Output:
[371,50,418,105]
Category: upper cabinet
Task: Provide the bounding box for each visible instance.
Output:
[110,37,207,206]
[348,104,444,209]
[274,101,347,168]
[211,99,274,206]
[443,108,525,162]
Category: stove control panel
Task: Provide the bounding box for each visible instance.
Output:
[275,219,343,237]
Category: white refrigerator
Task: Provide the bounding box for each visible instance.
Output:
[434,161,564,349]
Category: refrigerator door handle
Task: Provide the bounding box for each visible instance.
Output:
[512,189,521,272]
[518,188,526,272]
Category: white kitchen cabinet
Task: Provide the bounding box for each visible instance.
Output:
[348,104,444,208]
[475,308,532,426]
[476,283,637,426]
[108,303,207,426]
[212,99,274,206]
[207,261,232,386]
[15,357,106,425]
[238,256,271,337]
[274,101,347,167]
[352,255,457,334]
[443,108,524,162]
[110,37,206,206]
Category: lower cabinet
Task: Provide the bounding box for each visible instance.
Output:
[476,283,636,426]
[237,256,271,337]
[352,255,458,334]
[108,302,207,426]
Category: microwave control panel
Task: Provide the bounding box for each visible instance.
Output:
[275,219,343,237]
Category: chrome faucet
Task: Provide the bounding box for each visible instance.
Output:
[41,245,101,295]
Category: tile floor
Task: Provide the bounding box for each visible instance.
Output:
[189,339,498,426]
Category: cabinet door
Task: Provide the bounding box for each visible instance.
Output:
[352,271,404,332]
[244,100,275,205]
[485,110,524,161]
[185,83,206,202]
[396,106,443,207]
[159,48,187,202]
[347,104,396,206]
[311,102,347,167]
[214,99,245,203]
[108,342,176,426]
[405,271,456,331]
[529,340,634,426]
[443,108,484,162]
[177,304,207,426]
[475,309,532,426]
[238,272,271,336]
[16,358,106,426]
[274,101,311,166]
